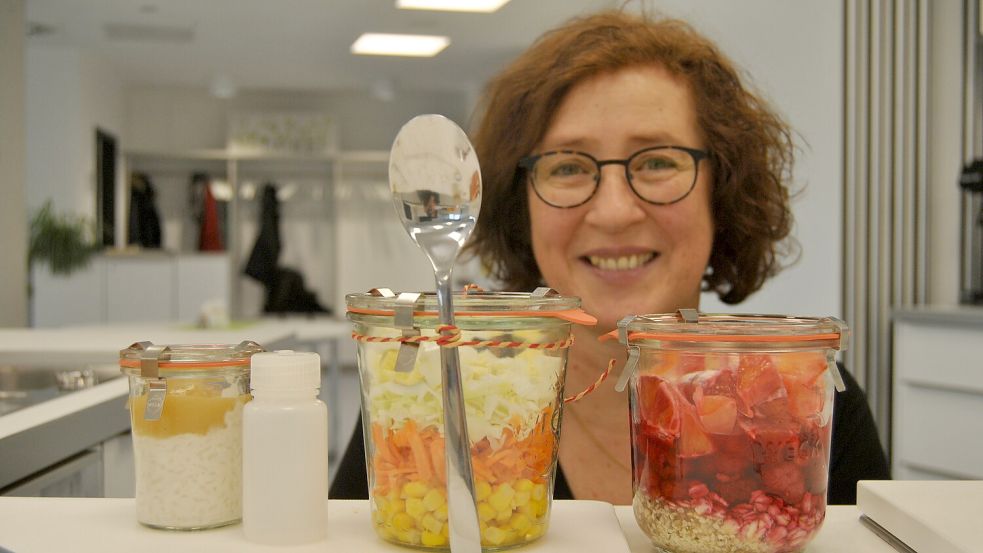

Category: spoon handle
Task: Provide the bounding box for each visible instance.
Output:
[435,274,482,553]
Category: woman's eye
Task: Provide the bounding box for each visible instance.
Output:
[638,156,677,171]
[549,162,590,177]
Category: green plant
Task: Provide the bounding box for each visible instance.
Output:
[28,200,98,275]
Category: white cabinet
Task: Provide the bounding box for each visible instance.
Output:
[175,254,230,322]
[105,255,174,322]
[31,260,106,327]
[31,253,229,327]
[892,306,983,479]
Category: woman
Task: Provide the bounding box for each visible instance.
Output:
[332,10,889,505]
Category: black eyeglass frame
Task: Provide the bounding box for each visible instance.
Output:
[518,145,710,208]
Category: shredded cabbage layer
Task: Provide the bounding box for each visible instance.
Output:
[363,340,563,444]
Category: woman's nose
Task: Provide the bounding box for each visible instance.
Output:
[583,165,647,228]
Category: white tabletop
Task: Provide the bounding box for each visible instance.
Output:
[0,317,352,366]
[0,498,893,553]
[0,323,288,366]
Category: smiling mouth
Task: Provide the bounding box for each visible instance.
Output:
[585,252,656,271]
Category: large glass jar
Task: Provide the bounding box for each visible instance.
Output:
[119,341,264,530]
[347,290,591,550]
[620,312,847,553]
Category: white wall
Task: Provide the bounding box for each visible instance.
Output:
[634,1,844,318]
[25,45,125,219]
[0,0,28,326]
[124,86,471,152]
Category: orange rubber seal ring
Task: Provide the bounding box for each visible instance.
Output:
[600,330,841,343]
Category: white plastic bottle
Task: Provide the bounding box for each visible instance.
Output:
[243,350,328,544]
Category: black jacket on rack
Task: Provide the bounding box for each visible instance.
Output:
[244,184,281,287]
[242,183,331,314]
[127,172,162,248]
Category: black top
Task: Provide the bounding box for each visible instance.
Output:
[330,365,889,505]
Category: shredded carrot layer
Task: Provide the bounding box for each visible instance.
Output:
[371,406,556,497]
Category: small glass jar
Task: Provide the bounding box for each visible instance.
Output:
[347,290,590,550]
[620,312,847,553]
[119,341,265,530]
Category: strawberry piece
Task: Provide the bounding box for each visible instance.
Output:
[760,461,806,504]
[753,397,793,422]
[682,367,738,397]
[635,433,674,498]
[713,453,752,478]
[744,419,801,465]
[716,477,756,505]
[736,354,787,411]
[696,394,738,434]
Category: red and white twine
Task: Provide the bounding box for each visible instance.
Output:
[561,358,615,404]
[350,324,612,403]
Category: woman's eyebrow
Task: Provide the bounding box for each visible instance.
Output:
[625,131,685,146]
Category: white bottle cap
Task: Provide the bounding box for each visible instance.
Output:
[250,350,320,391]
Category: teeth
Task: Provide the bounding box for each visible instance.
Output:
[587,253,654,271]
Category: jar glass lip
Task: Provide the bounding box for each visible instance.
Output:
[119,341,265,369]
[622,313,849,349]
[345,290,585,316]
[346,290,581,312]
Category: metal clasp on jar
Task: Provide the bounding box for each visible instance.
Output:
[134,341,169,421]
[370,288,424,373]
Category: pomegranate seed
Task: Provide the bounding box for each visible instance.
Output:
[800,492,813,513]
[766,526,789,542]
[688,482,709,499]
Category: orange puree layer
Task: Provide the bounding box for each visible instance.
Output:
[129,382,248,437]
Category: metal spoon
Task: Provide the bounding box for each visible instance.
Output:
[389,114,482,553]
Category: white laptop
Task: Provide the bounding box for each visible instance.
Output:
[856,480,983,553]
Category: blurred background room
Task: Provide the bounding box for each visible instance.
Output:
[0,0,979,499]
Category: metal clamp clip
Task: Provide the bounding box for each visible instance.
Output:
[369,287,397,298]
[677,308,699,323]
[531,287,559,298]
[617,315,636,345]
[132,341,169,421]
[394,292,422,373]
[614,316,640,393]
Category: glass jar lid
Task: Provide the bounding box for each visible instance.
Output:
[614,311,849,351]
[119,340,265,374]
[345,288,596,325]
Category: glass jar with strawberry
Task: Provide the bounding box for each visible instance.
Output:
[612,311,847,553]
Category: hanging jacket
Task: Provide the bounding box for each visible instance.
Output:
[127,172,163,248]
[244,183,281,286]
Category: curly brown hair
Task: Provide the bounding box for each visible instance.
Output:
[466,10,797,304]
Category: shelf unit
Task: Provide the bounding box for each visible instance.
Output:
[122,148,390,319]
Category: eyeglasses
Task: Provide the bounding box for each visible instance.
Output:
[518,146,709,208]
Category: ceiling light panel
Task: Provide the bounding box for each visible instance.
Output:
[396,0,511,12]
[351,33,450,57]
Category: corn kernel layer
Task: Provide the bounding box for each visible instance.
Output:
[372,478,550,549]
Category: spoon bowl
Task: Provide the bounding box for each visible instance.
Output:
[389,114,482,552]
